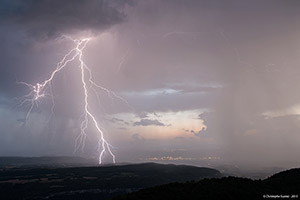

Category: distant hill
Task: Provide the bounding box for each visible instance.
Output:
[113,168,300,200]
[0,162,221,200]
[0,156,98,168]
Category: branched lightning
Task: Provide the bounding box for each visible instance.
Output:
[18,36,122,164]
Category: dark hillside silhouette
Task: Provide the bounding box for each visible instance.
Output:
[0,162,220,200]
[113,168,300,200]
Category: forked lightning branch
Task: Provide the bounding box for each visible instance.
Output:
[18,37,117,165]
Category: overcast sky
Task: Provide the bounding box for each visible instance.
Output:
[1,0,300,168]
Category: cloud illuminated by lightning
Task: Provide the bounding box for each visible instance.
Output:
[17,36,123,165]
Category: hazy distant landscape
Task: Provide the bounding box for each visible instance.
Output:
[0,154,296,199]
[0,156,98,168]
[0,157,299,200]
[0,157,221,200]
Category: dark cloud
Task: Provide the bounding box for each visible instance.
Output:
[135,112,149,119]
[131,133,144,141]
[108,117,129,126]
[133,119,165,127]
[0,0,132,39]
[191,127,207,137]
[153,112,161,117]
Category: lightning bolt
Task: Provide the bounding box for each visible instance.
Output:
[18,36,118,165]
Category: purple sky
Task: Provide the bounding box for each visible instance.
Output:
[1,0,300,168]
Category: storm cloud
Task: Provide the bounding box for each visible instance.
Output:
[133,119,165,127]
[0,0,132,39]
[1,0,300,168]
